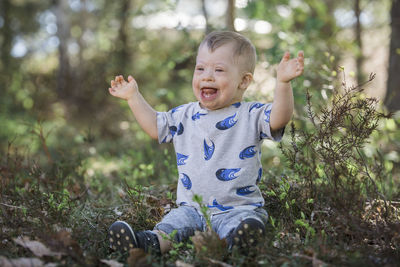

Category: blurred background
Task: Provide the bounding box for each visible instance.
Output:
[0,0,398,189]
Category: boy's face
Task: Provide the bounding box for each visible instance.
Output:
[192,42,250,110]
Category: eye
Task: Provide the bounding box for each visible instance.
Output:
[196,66,204,71]
[215,68,224,72]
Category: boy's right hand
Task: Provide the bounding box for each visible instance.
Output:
[108,75,138,100]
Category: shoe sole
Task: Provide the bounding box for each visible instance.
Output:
[108,220,138,253]
[232,218,265,249]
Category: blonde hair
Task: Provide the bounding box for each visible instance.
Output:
[199,31,257,74]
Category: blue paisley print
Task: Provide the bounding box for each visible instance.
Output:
[216,168,241,181]
[239,145,257,159]
[171,105,184,113]
[177,122,184,135]
[236,186,255,196]
[259,132,268,140]
[249,102,265,112]
[207,199,234,211]
[216,113,238,130]
[204,139,215,161]
[169,126,177,137]
[264,109,271,123]
[256,168,263,183]
[232,102,241,108]
[180,173,192,190]
[192,112,207,121]
[176,153,189,165]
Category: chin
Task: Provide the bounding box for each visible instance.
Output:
[199,101,218,110]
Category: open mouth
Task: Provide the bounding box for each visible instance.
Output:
[201,88,218,101]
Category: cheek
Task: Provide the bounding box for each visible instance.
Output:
[218,79,234,90]
[192,76,198,90]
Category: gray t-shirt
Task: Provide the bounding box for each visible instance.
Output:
[157,101,283,214]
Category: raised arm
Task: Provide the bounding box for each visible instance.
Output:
[109,75,158,140]
[270,51,304,132]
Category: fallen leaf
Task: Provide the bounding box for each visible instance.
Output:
[127,248,152,267]
[13,236,64,258]
[44,229,83,261]
[100,259,124,267]
[191,230,228,260]
[0,256,44,267]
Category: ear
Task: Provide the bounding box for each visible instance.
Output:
[239,73,253,90]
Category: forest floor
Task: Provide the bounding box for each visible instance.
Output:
[1,150,399,267]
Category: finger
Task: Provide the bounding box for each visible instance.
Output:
[281,51,290,62]
[298,65,304,74]
[114,77,121,86]
[109,88,115,95]
[128,75,134,82]
[298,51,304,60]
[111,80,116,87]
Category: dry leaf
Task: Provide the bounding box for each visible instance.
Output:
[0,256,44,267]
[127,248,152,267]
[13,236,64,258]
[53,229,82,254]
[42,229,83,262]
[100,259,124,267]
[191,230,228,260]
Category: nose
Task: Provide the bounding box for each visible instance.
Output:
[202,68,214,81]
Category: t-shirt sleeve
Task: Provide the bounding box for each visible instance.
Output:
[156,105,185,144]
[157,111,174,144]
[257,103,285,141]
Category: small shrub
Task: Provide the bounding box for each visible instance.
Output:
[279,71,398,252]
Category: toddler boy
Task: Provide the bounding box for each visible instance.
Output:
[108,31,304,254]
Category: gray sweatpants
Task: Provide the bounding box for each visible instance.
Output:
[153,205,268,243]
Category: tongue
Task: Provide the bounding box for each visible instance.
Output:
[202,88,217,94]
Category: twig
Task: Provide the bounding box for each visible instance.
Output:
[355,147,389,220]
[70,187,89,201]
[32,122,54,165]
[0,202,25,209]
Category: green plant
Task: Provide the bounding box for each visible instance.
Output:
[280,71,396,249]
[43,188,71,213]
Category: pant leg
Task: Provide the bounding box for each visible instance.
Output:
[210,208,269,240]
[154,205,206,242]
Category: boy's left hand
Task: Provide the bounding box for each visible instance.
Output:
[276,51,304,83]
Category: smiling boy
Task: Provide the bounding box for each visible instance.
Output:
[108,31,304,254]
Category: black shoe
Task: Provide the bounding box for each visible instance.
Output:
[108,221,161,255]
[229,218,265,250]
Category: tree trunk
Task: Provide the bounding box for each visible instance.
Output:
[201,0,211,34]
[116,0,131,73]
[0,0,12,103]
[385,0,400,111]
[78,0,87,68]
[354,0,364,84]
[0,0,12,74]
[226,0,235,31]
[54,0,71,98]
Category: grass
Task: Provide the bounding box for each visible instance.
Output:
[1,144,399,266]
